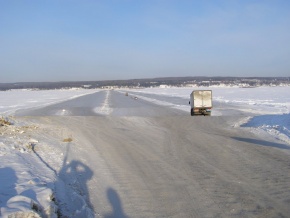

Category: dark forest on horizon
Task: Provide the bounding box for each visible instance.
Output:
[1,76,289,91]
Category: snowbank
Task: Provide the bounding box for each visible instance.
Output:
[0,117,57,217]
[0,89,99,217]
[241,114,290,145]
[0,116,95,217]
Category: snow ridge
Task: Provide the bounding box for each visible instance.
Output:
[241,114,290,145]
[93,90,113,115]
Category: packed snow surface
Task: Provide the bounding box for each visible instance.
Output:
[0,86,290,217]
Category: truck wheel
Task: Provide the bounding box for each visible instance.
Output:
[190,109,194,116]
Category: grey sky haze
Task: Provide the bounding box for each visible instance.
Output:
[0,0,289,82]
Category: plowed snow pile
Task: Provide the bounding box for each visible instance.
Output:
[0,117,57,218]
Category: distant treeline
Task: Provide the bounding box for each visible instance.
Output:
[0,76,289,91]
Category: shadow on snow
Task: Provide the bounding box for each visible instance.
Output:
[104,188,129,218]
[232,137,290,150]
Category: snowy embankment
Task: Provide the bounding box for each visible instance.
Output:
[0,89,98,217]
[125,86,290,145]
[0,117,57,218]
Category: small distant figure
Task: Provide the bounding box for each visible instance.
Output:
[125,92,128,96]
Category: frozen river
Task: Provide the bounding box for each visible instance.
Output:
[1,87,290,217]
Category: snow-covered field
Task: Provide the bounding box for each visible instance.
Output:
[0,89,99,115]
[0,86,290,217]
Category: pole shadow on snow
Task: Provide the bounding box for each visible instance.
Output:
[104,188,129,218]
[232,137,290,150]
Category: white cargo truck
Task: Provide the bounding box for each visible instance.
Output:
[189,90,212,116]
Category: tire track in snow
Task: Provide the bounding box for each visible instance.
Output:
[93,90,113,115]
[117,90,189,113]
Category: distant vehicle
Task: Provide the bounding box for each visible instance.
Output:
[189,90,212,116]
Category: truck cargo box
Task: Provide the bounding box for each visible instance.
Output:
[190,90,212,116]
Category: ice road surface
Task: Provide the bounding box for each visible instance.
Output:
[0,86,290,217]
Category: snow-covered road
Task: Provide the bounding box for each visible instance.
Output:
[14,90,187,117]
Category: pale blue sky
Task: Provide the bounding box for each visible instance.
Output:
[0,0,289,82]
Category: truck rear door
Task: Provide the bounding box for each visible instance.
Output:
[202,90,212,107]
[194,91,212,108]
